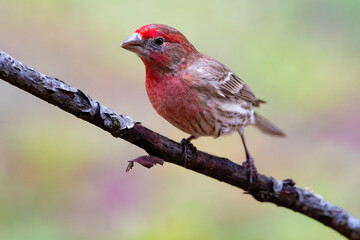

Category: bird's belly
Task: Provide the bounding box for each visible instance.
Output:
[146,78,254,138]
[146,78,217,137]
[208,98,255,136]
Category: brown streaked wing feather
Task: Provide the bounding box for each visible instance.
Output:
[219,73,265,107]
[219,73,243,96]
[191,55,265,106]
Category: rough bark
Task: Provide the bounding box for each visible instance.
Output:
[1,49,359,239]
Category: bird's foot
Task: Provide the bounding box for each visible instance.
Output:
[180,137,197,167]
[242,156,258,185]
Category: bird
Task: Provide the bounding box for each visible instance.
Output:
[121,24,285,182]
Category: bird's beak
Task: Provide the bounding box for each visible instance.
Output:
[121,33,144,54]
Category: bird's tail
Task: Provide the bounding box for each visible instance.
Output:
[253,113,285,137]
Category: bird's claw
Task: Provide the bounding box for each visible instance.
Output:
[180,138,197,167]
[242,156,258,185]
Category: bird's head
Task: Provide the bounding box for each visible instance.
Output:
[121,24,197,71]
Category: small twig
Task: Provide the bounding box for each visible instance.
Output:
[1,49,359,239]
[126,155,164,172]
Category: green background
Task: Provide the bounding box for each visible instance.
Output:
[1,0,359,239]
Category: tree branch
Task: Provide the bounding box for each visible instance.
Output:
[1,49,359,239]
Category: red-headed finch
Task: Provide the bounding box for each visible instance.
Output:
[121,24,285,181]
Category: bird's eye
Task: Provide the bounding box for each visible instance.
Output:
[154,37,164,45]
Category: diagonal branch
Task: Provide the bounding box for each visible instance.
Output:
[0,49,359,239]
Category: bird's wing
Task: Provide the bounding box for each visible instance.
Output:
[219,73,260,104]
[195,57,265,107]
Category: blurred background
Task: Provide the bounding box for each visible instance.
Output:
[0,0,359,239]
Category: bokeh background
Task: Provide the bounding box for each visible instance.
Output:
[1,0,359,239]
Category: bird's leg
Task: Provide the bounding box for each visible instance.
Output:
[238,129,258,184]
[180,135,198,167]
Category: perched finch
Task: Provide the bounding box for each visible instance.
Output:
[121,24,284,181]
